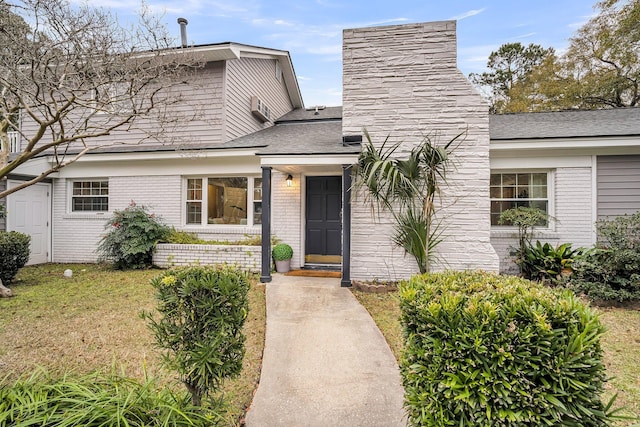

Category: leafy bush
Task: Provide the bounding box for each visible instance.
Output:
[143,266,250,406]
[163,229,262,246]
[0,231,30,285]
[0,369,223,426]
[568,212,640,302]
[272,243,293,261]
[399,271,617,427]
[97,202,170,269]
[165,229,202,244]
[521,241,583,283]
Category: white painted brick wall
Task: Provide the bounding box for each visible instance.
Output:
[271,171,302,269]
[343,21,499,281]
[52,175,181,262]
[491,167,594,273]
[153,243,261,272]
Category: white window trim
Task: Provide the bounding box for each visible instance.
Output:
[490,169,555,232]
[182,175,262,228]
[67,179,110,214]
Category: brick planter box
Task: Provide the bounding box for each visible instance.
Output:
[153,243,261,273]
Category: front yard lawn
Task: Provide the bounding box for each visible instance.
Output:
[0,264,266,426]
[353,289,640,426]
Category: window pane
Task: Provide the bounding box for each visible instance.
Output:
[502,174,516,186]
[502,186,515,199]
[532,173,547,185]
[516,186,530,199]
[254,178,262,201]
[530,185,547,198]
[72,196,108,212]
[187,179,202,201]
[490,172,549,226]
[207,177,247,225]
[517,174,530,185]
[254,201,262,225]
[186,202,202,224]
[72,181,108,212]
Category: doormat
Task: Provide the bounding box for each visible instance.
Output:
[284,269,342,278]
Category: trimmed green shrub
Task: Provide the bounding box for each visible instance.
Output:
[97,202,170,270]
[568,212,640,302]
[0,231,30,285]
[399,271,615,427]
[272,243,293,261]
[0,369,223,426]
[143,266,250,406]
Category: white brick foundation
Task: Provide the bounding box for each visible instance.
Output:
[153,243,261,272]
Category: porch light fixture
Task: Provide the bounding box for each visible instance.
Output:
[286,174,293,187]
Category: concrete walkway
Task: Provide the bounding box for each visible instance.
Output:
[245,274,406,427]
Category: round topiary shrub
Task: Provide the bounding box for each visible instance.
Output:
[272,243,293,261]
[0,231,31,285]
[399,271,614,427]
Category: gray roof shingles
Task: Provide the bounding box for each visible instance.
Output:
[490,108,640,140]
[51,107,640,157]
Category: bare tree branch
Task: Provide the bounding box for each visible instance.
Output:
[0,0,204,199]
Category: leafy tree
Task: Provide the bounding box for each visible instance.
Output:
[565,0,640,108]
[354,130,460,274]
[469,43,555,113]
[471,0,640,112]
[0,0,202,200]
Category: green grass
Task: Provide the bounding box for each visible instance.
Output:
[0,263,266,426]
[353,288,640,426]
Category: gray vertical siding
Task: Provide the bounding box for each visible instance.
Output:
[597,155,640,219]
[0,179,6,231]
[225,58,294,141]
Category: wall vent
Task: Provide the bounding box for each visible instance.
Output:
[342,135,363,146]
[251,96,271,122]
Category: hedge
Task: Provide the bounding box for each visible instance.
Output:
[399,271,613,427]
[0,231,30,285]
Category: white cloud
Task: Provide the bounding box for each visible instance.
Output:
[516,32,536,39]
[451,8,486,21]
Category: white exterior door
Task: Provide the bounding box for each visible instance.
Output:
[7,181,51,265]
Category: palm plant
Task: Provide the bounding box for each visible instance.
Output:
[354,130,461,273]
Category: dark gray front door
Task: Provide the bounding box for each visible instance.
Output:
[305,176,342,264]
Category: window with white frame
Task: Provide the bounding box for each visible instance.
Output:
[490,172,549,226]
[185,177,262,226]
[71,180,109,212]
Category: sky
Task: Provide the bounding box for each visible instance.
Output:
[83,0,597,107]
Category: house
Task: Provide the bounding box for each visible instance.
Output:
[3,20,640,281]
[489,108,640,272]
